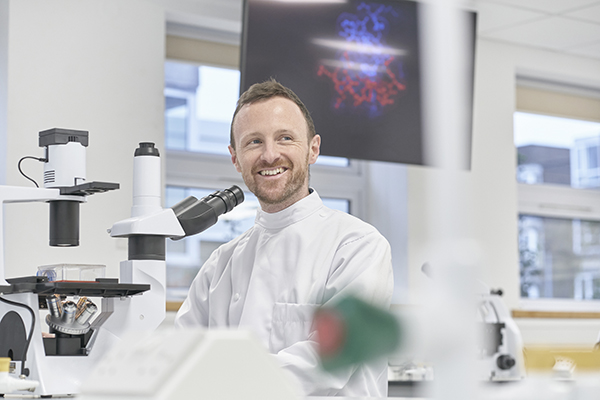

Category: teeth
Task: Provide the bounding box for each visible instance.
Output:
[260,167,285,176]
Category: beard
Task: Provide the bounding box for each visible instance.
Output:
[243,154,310,209]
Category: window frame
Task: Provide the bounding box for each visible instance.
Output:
[516,79,600,312]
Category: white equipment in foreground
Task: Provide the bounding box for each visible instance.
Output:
[0,129,243,396]
[477,285,526,381]
[79,329,301,400]
[388,268,526,385]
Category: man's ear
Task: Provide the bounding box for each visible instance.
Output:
[228,145,242,173]
[309,134,321,165]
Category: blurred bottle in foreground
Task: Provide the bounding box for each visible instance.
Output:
[313,296,402,371]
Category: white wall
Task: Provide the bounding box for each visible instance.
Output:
[0,0,8,186]
[2,0,165,280]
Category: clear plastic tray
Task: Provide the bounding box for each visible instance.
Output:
[37,263,106,282]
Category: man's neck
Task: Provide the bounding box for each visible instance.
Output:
[259,189,312,214]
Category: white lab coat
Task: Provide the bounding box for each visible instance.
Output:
[175,190,393,397]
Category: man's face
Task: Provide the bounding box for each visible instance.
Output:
[229,97,320,213]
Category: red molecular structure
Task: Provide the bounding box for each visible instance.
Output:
[318,52,406,112]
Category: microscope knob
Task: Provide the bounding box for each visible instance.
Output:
[496,354,516,370]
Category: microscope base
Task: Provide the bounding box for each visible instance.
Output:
[0,277,151,396]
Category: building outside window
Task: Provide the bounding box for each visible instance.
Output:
[515,85,600,308]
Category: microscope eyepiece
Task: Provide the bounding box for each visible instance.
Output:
[134,142,160,157]
[171,185,245,238]
[211,185,244,213]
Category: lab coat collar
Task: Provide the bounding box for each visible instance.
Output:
[255,188,323,230]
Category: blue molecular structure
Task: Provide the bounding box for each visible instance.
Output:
[338,3,397,48]
[318,2,406,117]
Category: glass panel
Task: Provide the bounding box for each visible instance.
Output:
[322,197,350,213]
[514,112,600,188]
[164,60,349,167]
[519,214,600,300]
[316,155,349,167]
[164,96,188,150]
[165,185,351,301]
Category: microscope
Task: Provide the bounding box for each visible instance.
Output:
[476,285,526,381]
[0,128,243,396]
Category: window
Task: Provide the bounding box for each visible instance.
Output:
[515,112,600,188]
[515,82,600,309]
[519,215,600,300]
[164,38,367,303]
[165,62,239,155]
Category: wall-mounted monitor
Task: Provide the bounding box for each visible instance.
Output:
[240,0,476,167]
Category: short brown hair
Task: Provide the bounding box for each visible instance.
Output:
[230,79,316,149]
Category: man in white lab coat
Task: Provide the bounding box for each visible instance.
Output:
[175,79,393,397]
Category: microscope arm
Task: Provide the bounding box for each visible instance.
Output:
[0,186,61,204]
[108,208,185,238]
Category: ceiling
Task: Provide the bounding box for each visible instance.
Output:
[476,0,600,61]
[159,0,600,62]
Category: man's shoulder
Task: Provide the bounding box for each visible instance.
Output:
[318,206,388,244]
[323,206,377,230]
[218,226,255,250]
[203,226,256,262]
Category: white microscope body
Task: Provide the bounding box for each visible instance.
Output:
[476,285,526,381]
[0,130,243,396]
[99,143,180,339]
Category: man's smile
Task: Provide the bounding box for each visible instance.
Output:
[258,167,287,176]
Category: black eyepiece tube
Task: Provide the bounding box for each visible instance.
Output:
[212,185,244,213]
[171,185,244,238]
[49,200,80,246]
